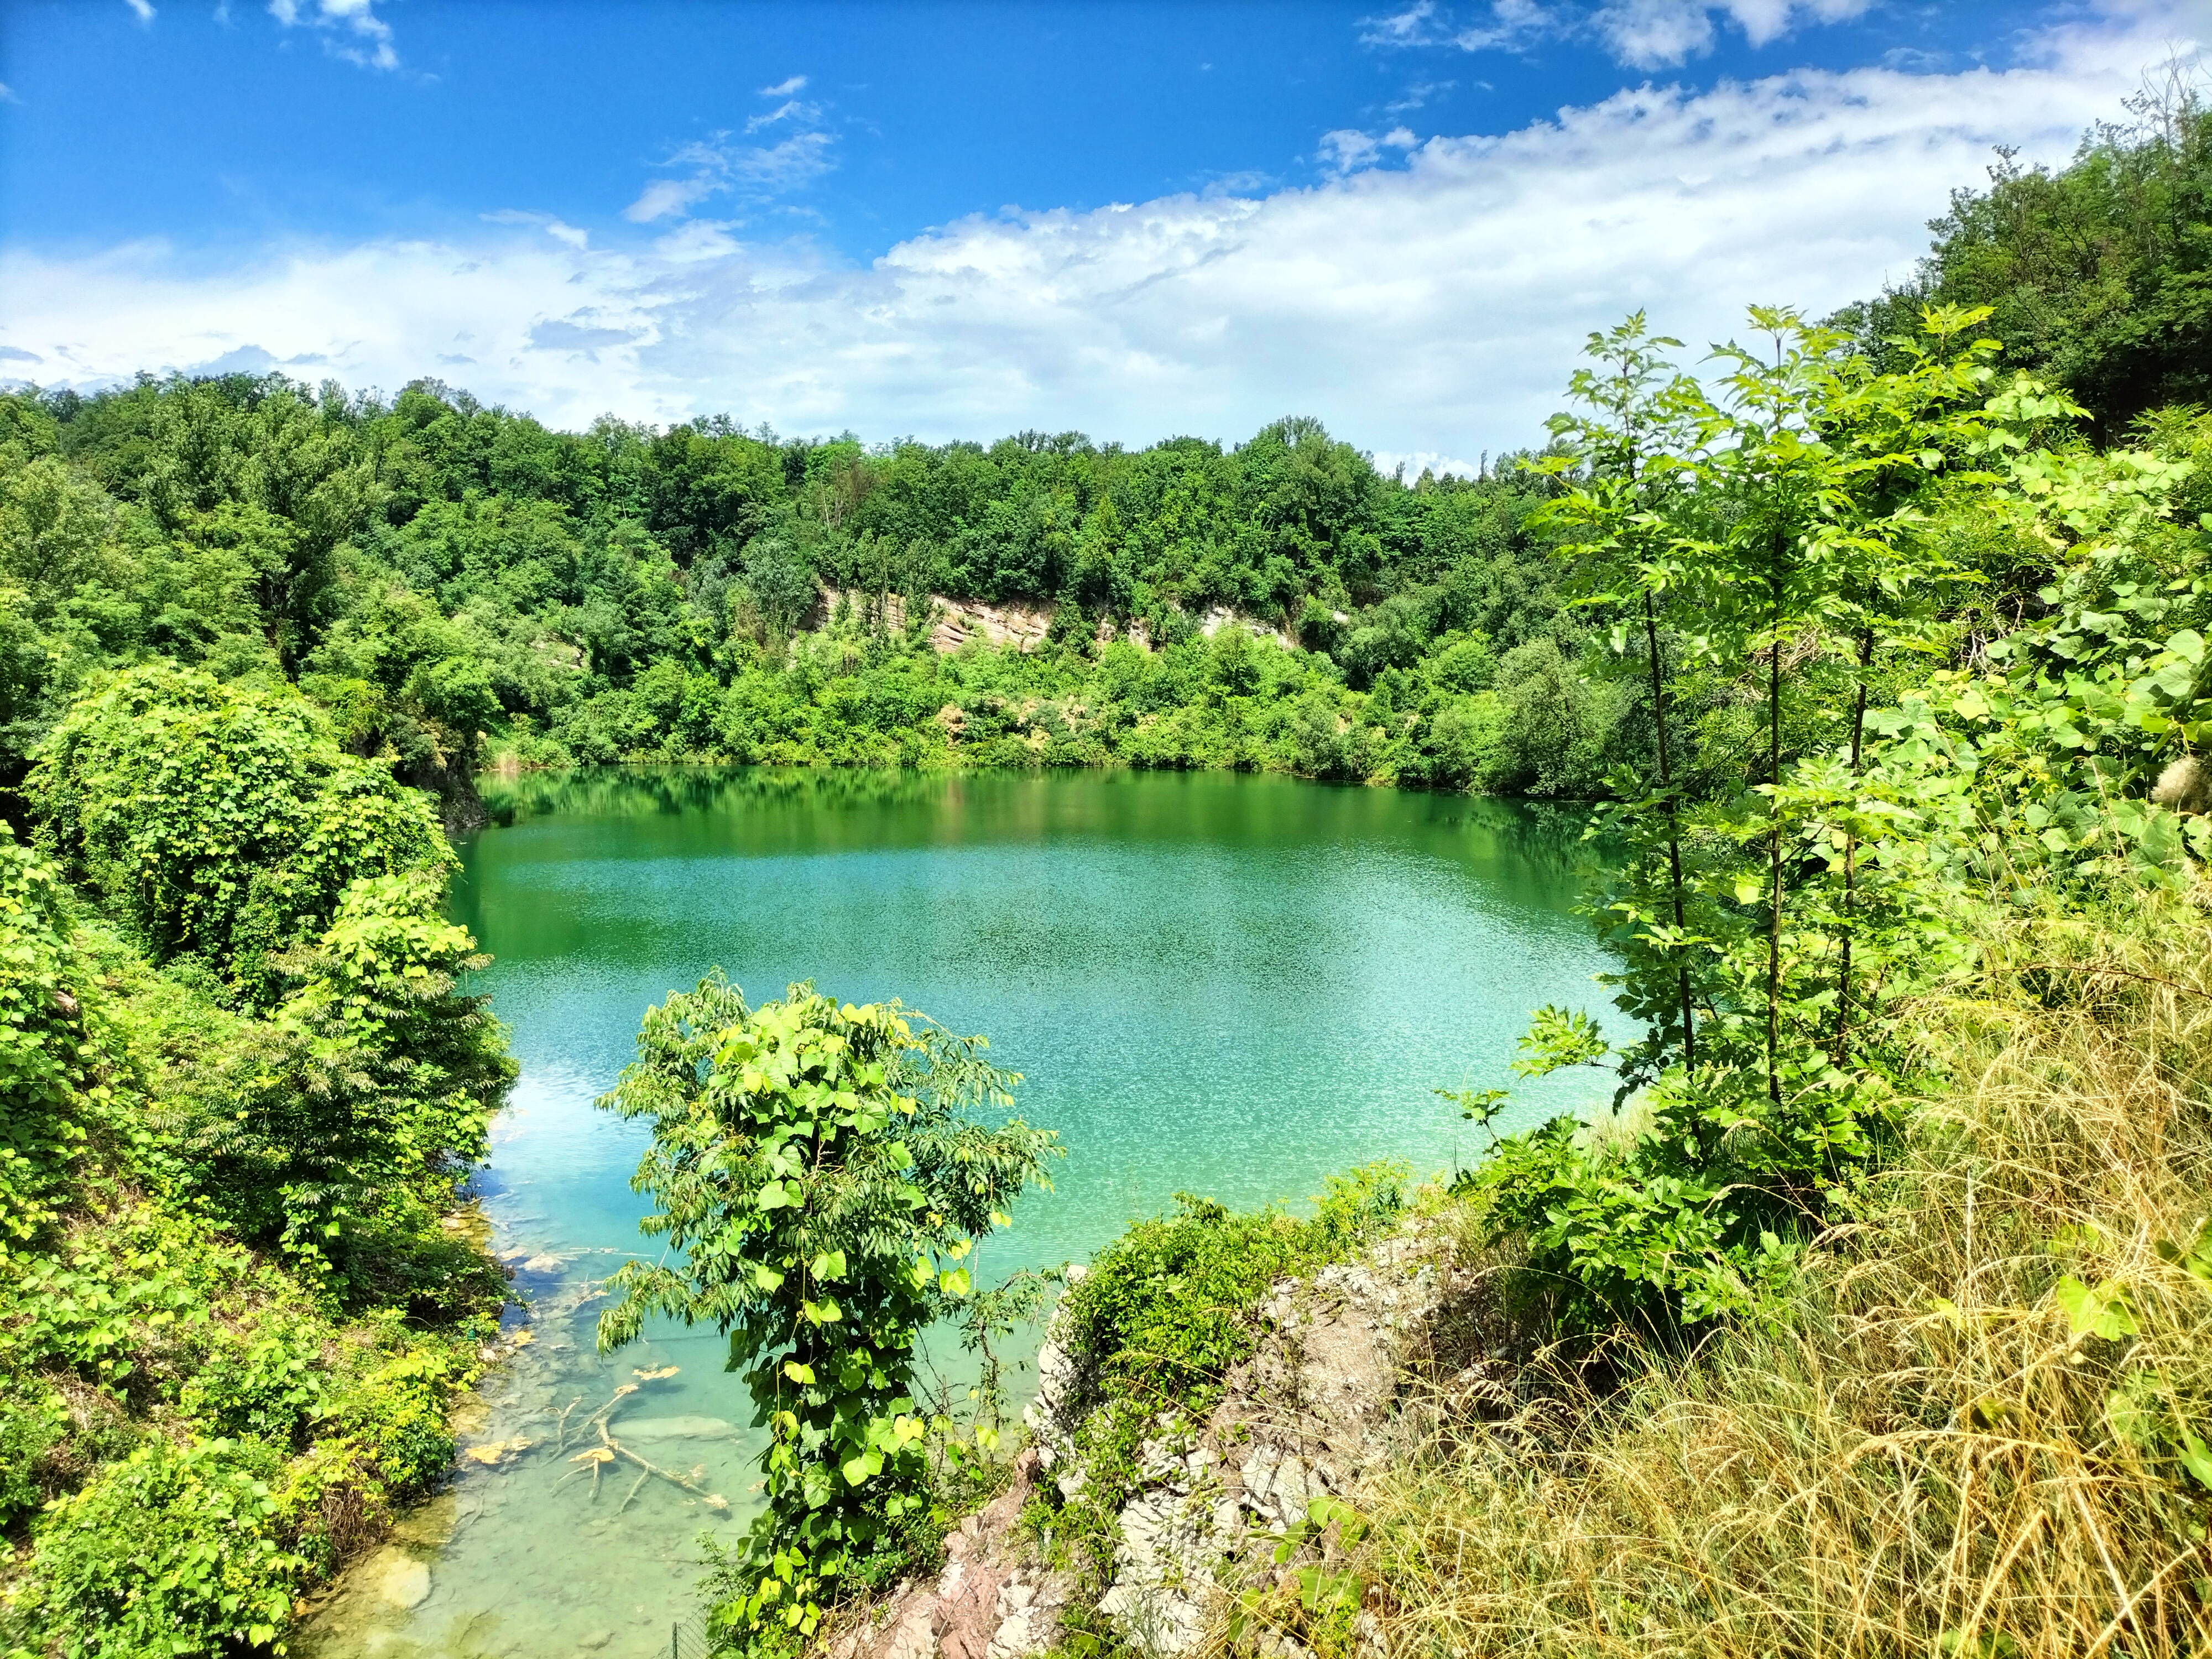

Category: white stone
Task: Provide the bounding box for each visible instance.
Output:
[367,1548,431,1610]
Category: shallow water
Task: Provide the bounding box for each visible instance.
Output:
[300,768,1613,1659]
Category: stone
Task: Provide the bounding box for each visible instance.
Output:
[615,1415,735,1441]
[576,1631,613,1651]
[367,1547,431,1610]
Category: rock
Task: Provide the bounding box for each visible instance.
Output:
[615,1415,735,1442]
[820,1451,1074,1659]
[367,1547,431,1610]
[576,1630,613,1651]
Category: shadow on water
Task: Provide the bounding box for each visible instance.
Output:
[304,767,1612,1659]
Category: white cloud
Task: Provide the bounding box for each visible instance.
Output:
[1373,448,1485,478]
[624,81,838,223]
[1317,125,1419,176]
[268,0,397,71]
[1364,0,1878,65]
[1,7,2194,459]
[482,210,591,249]
[123,0,155,22]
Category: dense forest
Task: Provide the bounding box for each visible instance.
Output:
[3,84,2212,1659]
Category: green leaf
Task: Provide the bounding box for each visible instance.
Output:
[2053,1275,2138,1342]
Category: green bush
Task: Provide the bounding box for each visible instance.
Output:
[18,1437,303,1657]
[29,661,448,999]
[1061,1162,1407,1414]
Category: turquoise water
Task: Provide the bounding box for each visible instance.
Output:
[301,768,1612,1659]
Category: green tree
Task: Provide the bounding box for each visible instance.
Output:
[595,979,1056,1649]
[29,661,448,998]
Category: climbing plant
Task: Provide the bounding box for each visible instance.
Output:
[595,978,1058,1652]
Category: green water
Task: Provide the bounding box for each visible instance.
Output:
[301,767,1611,1659]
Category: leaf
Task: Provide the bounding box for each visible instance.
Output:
[2054,1275,2138,1342]
[782,1361,816,1384]
[2178,1430,2212,1490]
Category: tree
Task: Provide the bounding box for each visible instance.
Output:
[595,980,1057,1649]
[28,662,448,999]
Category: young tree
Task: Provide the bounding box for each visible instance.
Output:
[596,980,1057,1651]
[1540,315,1711,1079]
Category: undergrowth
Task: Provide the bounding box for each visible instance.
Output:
[1297,878,2212,1659]
[1030,1164,1407,1654]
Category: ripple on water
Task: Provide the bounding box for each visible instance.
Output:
[304,769,1611,1654]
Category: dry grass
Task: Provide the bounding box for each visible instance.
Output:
[1342,877,2212,1659]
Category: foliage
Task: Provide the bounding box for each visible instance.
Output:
[0,374,1628,820]
[1841,70,2212,435]
[29,661,450,1000]
[1353,880,2212,1659]
[16,1436,302,1656]
[1035,1166,1407,1627]
[594,978,1057,1650]
[0,666,509,1653]
[1058,1164,1407,1414]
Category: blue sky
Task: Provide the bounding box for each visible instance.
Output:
[1,2,2204,466]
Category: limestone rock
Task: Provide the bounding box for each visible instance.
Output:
[367,1547,432,1610]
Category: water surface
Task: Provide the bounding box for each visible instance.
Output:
[302,768,1611,1659]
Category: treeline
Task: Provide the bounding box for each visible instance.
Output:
[6,90,2211,837]
[0,346,1614,821]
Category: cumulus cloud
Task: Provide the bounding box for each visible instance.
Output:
[268,0,398,71]
[1364,0,1877,65]
[0,9,2192,457]
[1317,125,1418,176]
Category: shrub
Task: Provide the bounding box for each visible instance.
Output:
[17,1437,302,1657]
[28,661,448,999]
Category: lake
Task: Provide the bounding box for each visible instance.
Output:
[300,766,1612,1659]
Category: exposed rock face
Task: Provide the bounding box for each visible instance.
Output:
[1072,1227,1451,1655]
[814,587,1291,658]
[832,1229,1456,1659]
[822,1449,1077,1659]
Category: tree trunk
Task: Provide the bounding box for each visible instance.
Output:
[1767,557,1784,1108]
[1833,626,1874,1066]
[1641,589,1696,1072]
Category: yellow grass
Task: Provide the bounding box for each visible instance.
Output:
[1345,876,2212,1658]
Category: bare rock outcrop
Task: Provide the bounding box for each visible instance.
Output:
[831,1226,1461,1659]
[822,1449,1076,1659]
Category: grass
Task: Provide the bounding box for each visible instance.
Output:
[1308,874,2212,1659]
